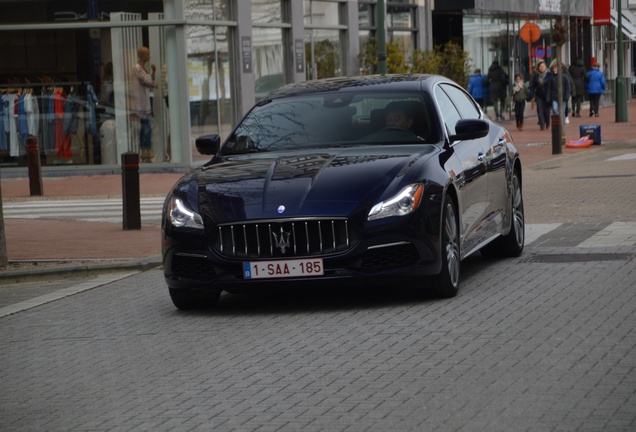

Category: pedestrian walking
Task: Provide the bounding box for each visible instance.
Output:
[546,60,571,120]
[569,57,586,117]
[529,60,550,130]
[512,74,528,131]
[586,62,606,117]
[468,68,487,113]
[561,63,575,124]
[486,60,509,121]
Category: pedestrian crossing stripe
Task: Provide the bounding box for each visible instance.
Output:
[606,153,636,161]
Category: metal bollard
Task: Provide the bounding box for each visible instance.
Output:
[121,152,141,230]
[551,114,562,155]
[26,136,43,196]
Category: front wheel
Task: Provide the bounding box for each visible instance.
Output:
[430,196,460,298]
[481,171,524,258]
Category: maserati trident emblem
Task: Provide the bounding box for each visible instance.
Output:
[272,227,291,254]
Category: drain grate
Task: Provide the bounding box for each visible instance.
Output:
[523,253,634,263]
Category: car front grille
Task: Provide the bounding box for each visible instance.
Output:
[213,218,356,259]
[361,243,420,268]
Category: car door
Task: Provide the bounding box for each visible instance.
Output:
[434,84,489,255]
[443,84,510,236]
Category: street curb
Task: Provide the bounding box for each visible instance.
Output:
[0,256,163,284]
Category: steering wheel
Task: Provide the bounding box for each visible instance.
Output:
[379,126,413,133]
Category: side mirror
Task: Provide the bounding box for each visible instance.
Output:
[450,119,489,143]
[195,134,222,155]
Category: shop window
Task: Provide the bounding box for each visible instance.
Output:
[252,27,285,100]
[252,0,285,24]
[305,29,343,80]
[303,0,343,26]
[186,25,234,164]
[185,0,231,21]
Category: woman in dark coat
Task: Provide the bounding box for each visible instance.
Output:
[486,60,508,122]
[546,60,571,119]
[569,57,587,117]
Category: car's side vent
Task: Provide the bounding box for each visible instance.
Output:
[172,254,216,280]
[213,218,357,259]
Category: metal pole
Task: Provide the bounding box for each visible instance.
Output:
[616,0,628,122]
[121,152,141,230]
[377,0,387,74]
[26,136,43,196]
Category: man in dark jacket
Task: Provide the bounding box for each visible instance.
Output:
[486,60,508,122]
[529,60,550,130]
[569,57,586,117]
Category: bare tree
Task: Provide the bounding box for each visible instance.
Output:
[552,16,568,153]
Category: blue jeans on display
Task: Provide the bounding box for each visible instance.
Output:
[140,117,152,149]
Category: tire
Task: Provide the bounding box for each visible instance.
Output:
[481,170,524,258]
[169,288,220,310]
[430,196,460,298]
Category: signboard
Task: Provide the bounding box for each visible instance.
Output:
[593,0,611,25]
[242,36,252,74]
[295,39,305,73]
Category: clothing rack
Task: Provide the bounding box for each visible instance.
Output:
[0,81,86,90]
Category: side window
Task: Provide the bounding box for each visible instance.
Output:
[434,86,461,136]
[440,84,481,119]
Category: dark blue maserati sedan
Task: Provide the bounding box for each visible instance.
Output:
[162,74,524,309]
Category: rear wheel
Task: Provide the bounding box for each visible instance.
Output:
[169,288,220,310]
[481,171,524,258]
[430,196,460,298]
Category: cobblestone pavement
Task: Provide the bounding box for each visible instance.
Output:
[0,237,634,431]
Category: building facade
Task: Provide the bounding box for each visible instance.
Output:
[0,0,629,173]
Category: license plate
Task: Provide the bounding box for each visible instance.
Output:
[243,258,324,280]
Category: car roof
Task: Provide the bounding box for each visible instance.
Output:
[263,74,449,101]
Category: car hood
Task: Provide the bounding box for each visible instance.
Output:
[178,145,439,221]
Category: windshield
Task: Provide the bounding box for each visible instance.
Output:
[222,92,439,155]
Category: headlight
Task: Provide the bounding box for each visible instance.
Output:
[168,196,204,229]
[368,183,424,221]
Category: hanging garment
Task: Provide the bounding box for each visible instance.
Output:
[0,94,7,151]
[43,89,56,153]
[4,93,20,157]
[63,90,81,135]
[85,83,98,136]
[17,93,29,147]
[54,89,72,158]
[26,92,40,137]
